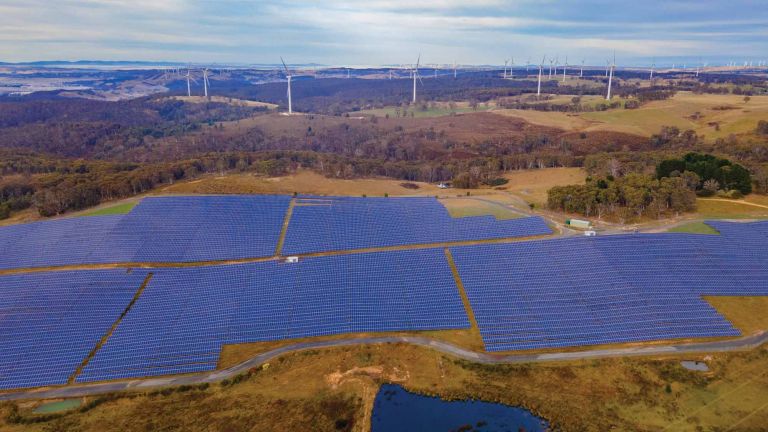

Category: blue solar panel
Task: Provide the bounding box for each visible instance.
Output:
[0,270,147,390]
[0,195,291,269]
[451,222,768,352]
[282,196,552,254]
[77,249,469,382]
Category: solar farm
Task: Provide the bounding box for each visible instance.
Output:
[0,194,766,391]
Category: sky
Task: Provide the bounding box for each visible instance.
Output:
[0,0,767,66]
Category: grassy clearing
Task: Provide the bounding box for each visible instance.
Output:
[706,296,768,335]
[355,101,493,118]
[695,198,768,219]
[171,96,278,109]
[580,92,768,139]
[5,343,768,431]
[439,198,522,220]
[493,108,591,130]
[79,202,138,217]
[667,221,720,235]
[502,167,587,206]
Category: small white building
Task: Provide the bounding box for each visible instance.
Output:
[438,182,450,189]
[285,256,299,264]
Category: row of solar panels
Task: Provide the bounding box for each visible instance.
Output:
[0,249,470,389]
[0,195,551,270]
[451,224,768,352]
[1,221,766,390]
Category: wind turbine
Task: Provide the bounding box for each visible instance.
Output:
[650,60,655,81]
[580,59,584,78]
[526,58,531,73]
[537,55,546,97]
[548,57,555,78]
[509,57,514,79]
[280,57,293,115]
[562,56,568,83]
[503,59,509,79]
[606,52,615,101]
[412,54,424,104]
[202,68,210,99]
[185,69,197,97]
[453,60,457,79]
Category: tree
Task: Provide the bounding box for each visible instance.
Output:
[703,179,720,194]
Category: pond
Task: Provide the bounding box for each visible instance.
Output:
[371,384,548,432]
[33,399,82,414]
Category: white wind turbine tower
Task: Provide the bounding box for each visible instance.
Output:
[606,52,615,101]
[509,57,514,79]
[650,60,655,81]
[548,57,554,78]
[537,55,546,97]
[580,59,584,78]
[503,59,509,79]
[526,58,531,73]
[411,54,424,104]
[562,56,568,83]
[185,69,197,97]
[453,60,457,79]
[280,57,293,115]
[202,68,211,99]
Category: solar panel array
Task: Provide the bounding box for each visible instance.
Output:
[0,195,291,270]
[0,270,147,390]
[452,224,768,352]
[282,196,552,254]
[78,249,468,382]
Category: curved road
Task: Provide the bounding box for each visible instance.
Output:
[1,331,766,402]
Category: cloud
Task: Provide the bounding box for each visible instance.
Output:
[0,0,765,64]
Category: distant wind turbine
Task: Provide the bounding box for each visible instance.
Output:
[185,69,197,97]
[580,59,584,78]
[202,68,210,99]
[509,57,514,79]
[503,59,509,79]
[538,55,545,97]
[606,52,615,101]
[412,54,424,104]
[453,60,457,79]
[562,56,568,83]
[650,60,655,81]
[281,57,293,115]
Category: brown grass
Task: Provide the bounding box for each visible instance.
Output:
[706,296,768,335]
[502,167,587,206]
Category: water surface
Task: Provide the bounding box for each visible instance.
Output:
[371,384,548,432]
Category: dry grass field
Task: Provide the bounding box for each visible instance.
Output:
[439,198,523,220]
[582,92,768,138]
[159,171,442,197]
[171,95,277,109]
[706,296,768,335]
[695,198,768,219]
[502,167,588,206]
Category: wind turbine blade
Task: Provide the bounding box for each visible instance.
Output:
[280,57,290,75]
[416,53,421,70]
